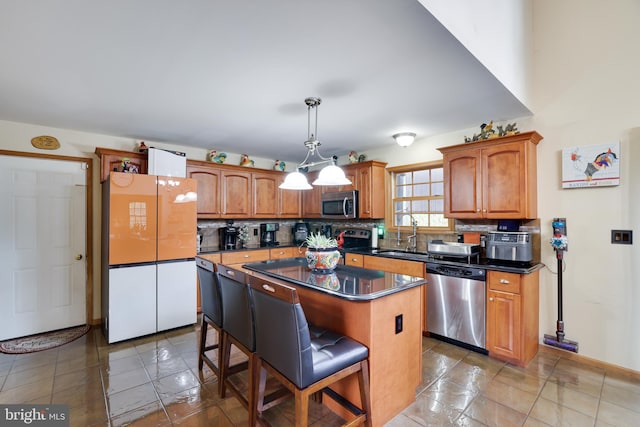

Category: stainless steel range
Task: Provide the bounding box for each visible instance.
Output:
[426,240,487,353]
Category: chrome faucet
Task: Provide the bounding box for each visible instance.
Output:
[405,215,418,252]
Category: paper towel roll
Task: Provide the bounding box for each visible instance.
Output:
[371,227,379,248]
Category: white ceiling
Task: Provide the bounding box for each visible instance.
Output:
[0,0,530,160]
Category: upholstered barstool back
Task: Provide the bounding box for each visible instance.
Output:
[195,257,223,376]
[217,266,255,352]
[249,277,372,426]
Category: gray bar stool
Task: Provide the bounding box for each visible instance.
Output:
[195,257,223,380]
[217,265,288,423]
[249,276,372,426]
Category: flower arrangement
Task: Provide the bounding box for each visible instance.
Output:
[238,225,250,244]
[304,232,338,249]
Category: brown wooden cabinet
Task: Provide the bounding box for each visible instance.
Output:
[220,169,252,218]
[438,131,542,219]
[95,148,147,182]
[186,160,221,218]
[252,172,302,218]
[269,246,300,259]
[252,172,279,217]
[363,255,427,333]
[220,248,271,265]
[356,161,386,219]
[344,252,364,267]
[486,269,539,367]
[301,171,324,218]
[301,161,387,218]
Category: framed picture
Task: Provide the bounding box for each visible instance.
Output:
[562,142,620,188]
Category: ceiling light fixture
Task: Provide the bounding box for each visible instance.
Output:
[279,97,352,190]
[393,132,416,147]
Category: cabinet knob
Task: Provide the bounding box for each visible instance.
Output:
[244,255,250,258]
[489,297,494,302]
[499,279,510,284]
[476,209,481,212]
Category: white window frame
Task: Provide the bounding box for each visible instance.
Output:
[386,161,453,233]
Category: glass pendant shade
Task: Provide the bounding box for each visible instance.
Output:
[279,170,313,190]
[312,164,352,186]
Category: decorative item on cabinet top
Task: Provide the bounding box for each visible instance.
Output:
[240,154,255,167]
[273,159,286,171]
[208,150,227,163]
[348,151,367,163]
[465,121,519,142]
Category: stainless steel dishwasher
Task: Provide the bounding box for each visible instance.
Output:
[426,262,487,353]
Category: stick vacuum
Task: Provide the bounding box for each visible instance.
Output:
[543,218,579,353]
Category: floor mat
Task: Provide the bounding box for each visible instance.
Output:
[0,325,91,354]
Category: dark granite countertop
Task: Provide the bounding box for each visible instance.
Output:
[344,248,544,275]
[198,244,298,255]
[243,257,426,301]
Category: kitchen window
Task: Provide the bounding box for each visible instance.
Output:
[388,162,451,231]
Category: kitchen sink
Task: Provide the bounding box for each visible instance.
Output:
[373,250,431,262]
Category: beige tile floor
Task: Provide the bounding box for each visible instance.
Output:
[1,323,639,426]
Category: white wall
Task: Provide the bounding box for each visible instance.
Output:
[377,0,640,371]
[0,119,296,320]
[419,0,533,110]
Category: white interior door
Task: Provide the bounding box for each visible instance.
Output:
[0,155,87,340]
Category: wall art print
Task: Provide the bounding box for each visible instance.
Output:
[562,142,620,188]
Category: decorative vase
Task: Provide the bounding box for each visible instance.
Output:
[305,247,341,273]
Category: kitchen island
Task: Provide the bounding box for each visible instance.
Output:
[242,258,426,427]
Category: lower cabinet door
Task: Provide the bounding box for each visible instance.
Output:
[157,260,197,331]
[108,265,157,343]
[487,290,521,361]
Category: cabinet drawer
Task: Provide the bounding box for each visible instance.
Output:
[197,253,221,264]
[488,271,521,294]
[269,247,300,259]
[364,255,424,278]
[344,253,364,267]
[221,249,271,265]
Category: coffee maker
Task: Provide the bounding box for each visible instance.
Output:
[219,221,238,250]
[260,223,279,247]
[292,222,311,245]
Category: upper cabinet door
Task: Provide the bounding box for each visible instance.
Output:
[186,164,221,218]
[221,170,251,218]
[482,142,527,218]
[443,149,482,218]
[278,175,302,218]
[252,172,279,218]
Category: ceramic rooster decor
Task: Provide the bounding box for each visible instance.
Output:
[240,154,255,167]
[208,150,227,163]
[348,151,367,163]
[273,159,286,171]
[348,151,358,163]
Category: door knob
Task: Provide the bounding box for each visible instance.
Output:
[75,254,83,260]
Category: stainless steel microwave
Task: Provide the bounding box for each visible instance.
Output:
[321,190,358,218]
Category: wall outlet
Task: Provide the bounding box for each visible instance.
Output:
[395,314,403,334]
[611,230,633,244]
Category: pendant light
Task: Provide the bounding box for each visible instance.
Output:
[279,97,352,190]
